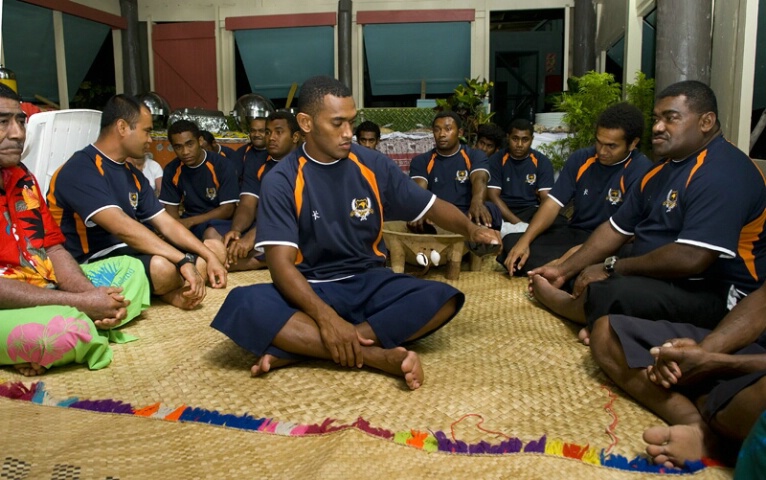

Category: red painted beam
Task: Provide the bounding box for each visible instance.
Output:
[20,0,127,29]
[225,12,337,31]
[357,9,475,25]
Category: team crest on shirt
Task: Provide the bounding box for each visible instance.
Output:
[206,187,217,200]
[455,170,469,183]
[129,192,138,209]
[662,189,679,212]
[350,197,374,221]
[606,188,622,205]
[525,174,537,185]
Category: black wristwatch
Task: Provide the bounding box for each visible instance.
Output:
[603,255,618,275]
[175,253,197,272]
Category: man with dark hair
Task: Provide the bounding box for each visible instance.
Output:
[475,122,505,158]
[211,76,500,389]
[487,118,555,240]
[528,81,766,346]
[49,94,228,310]
[408,111,502,235]
[199,130,237,158]
[229,116,270,183]
[355,120,381,150]
[501,103,652,274]
[221,111,301,271]
[0,84,150,377]
[160,120,239,241]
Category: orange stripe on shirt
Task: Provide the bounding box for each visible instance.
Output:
[575,156,597,183]
[257,164,267,181]
[460,149,472,170]
[46,169,62,216]
[205,162,220,189]
[172,165,183,186]
[74,212,89,254]
[293,156,308,265]
[426,153,437,175]
[95,155,105,176]
[640,161,669,192]
[347,152,386,259]
[739,207,766,281]
[685,150,707,188]
[501,153,509,167]
[530,153,538,169]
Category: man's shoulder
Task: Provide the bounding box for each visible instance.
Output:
[628,150,653,169]
[411,150,434,164]
[529,148,552,164]
[162,158,181,173]
[464,146,488,162]
[567,146,596,163]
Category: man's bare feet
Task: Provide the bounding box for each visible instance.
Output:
[578,327,590,346]
[643,424,715,468]
[13,362,46,377]
[529,274,586,324]
[366,346,424,390]
[160,286,202,310]
[250,354,300,377]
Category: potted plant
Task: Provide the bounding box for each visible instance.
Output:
[435,77,495,145]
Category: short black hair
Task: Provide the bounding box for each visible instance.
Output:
[433,110,462,130]
[296,76,352,117]
[596,102,644,144]
[268,110,300,135]
[476,123,505,146]
[507,118,533,135]
[355,121,380,140]
[168,119,201,140]
[0,83,21,102]
[657,80,718,117]
[199,130,215,144]
[101,94,146,130]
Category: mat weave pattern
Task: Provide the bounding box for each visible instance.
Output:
[0,262,734,479]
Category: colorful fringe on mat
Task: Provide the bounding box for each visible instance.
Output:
[0,381,711,474]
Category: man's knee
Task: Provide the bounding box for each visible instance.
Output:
[148,255,182,295]
[203,238,226,263]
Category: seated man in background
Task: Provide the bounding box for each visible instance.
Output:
[211,76,500,389]
[589,282,766,467]
[487,118,555,237]
[221,111,301,271]
[501,103,652,274]
[160,120,239,241]
[475,122,505,158]
[0,84,149,376]
[48,94,227,310]
[229,116,269,183]
[355,120,381,150]
[528,81,766,344]
[409,111,502,238]
[126,152,163,196]
[199,129,237,158]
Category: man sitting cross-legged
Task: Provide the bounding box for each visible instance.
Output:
[159,119,239,241]
[211,76,500,390]
[220,111,301,271]
[527,81,766,345]
[589,281,766,467]
[48,94,227,310]
[0,84,150,376]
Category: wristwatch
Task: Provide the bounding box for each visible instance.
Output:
[175,253,197,272]
[603,255,619,275]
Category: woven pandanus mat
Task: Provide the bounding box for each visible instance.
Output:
[0,260,733,478]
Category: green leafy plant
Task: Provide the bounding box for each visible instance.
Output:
[435,77,495,144]
[539,71,654,171]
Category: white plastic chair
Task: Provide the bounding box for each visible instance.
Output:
[21,109,102,195]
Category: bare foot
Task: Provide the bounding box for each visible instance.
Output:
[160,287,202,310]
[643,424,715,468]
[366,347,424,390]
[250,354,300,377]
[529,274,586,323]
[578,327,590,346]
[13,362,46,377]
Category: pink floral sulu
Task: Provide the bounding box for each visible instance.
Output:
[7,316,92,366]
